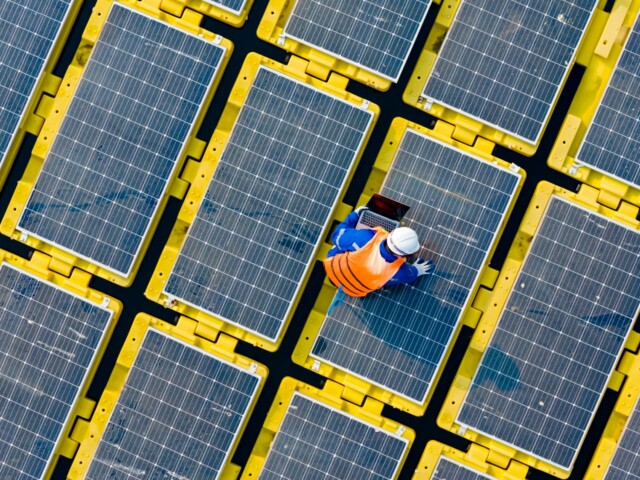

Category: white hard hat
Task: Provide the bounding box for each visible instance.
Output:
[387,227,420,256]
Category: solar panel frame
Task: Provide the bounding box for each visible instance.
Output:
[456,195,640,470]
[421,0,599,144]
[202,0,247,15]
[604,393,640,479]
[0,0,75,167]
[309,127,522,405]
[0,261,114,479]
[161,64,375,343]
[575,12,640,190]
[432,457,494,480]
[281,0,432,82]
[15,2,228,279]
[84,326,262,480]
[260,391,409,480]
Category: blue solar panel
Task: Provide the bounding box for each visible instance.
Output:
[17,3,226,276]
[605,395,640,479]
[312,129,521,403]
[458,196,640,469]
[261,392,408,479]
[282,0,431,81]
[164,66,374,342]
[86,327,261,479]
[422,0,598,143]
[205,0,247,14]
[433,457,493,480]
[0,262,113,479]
[576,13,640,188]
[0,0,73,165]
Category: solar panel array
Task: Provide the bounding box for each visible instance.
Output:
[0,0,73,165]
[17,3,226,276]
[576,13,640,189]
[205,0,247,15]
[432,457,493,480]
[260,392,408,479]
[282,0,431,81]
[312,129,520,403]
[605,394,640,479]
[458,196,640,469]
[0,263,113,479]
[164,66,374,342]
[422,0,598,143]
[86,328,261,479]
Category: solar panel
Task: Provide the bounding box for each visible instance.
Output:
[0,0,73,165]
[432,457,493,480]
[312,129,521,403]
[17,3,227,276]
[576,13,640,189]
[422,0,598,143]
[204,0,247,14]
[457,196,640,469]
[282,0,431,81]
[163,66,374,342]
[85,327,261,479]
[0,262,113,479]
[260,392,408,479]
[605,394,640,479]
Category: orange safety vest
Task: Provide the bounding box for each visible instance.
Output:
[323,228,405,297]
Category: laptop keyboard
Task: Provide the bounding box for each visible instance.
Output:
[356,210,399,232]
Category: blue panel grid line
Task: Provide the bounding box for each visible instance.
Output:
[164,66,374,342]
[458,196,640,469]
[0,262,113,479]
[0,0,73,165]
[260,392,408,479]
[203,0,247,14]
[283,0,431,81]
[17,3,226,276]
[423,0,598,143]
[312,129,521,403]
[433,457,493,480]
[86,328,261,480]
[576,13,640,189]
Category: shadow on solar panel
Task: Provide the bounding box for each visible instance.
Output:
[439,183,640,478]
[295,119,523,415]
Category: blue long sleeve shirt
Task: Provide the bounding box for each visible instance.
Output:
[327,211,419,286]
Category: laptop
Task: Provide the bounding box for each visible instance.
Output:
[355,193,410,231]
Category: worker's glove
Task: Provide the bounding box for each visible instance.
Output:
[413,258,435,276]
[354,205,369,216]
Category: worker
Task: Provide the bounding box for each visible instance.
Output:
[323,206,435,299]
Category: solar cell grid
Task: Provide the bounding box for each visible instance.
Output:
[312,128,520,403]
[432,457,493,480]
[17,2,226,276]
[86,327,261,480]
[282,0,431,81]
[605,394,640,479]
[164,65,374,342]
[576,13,640,189]
[0,262,113,479]
[422,0,598,143]
[458,196,640,469]
[260,392,408,480]
[0,0,73,165]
